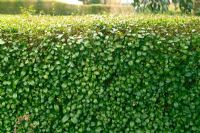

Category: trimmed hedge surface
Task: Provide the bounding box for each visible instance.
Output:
[0,15,200,132]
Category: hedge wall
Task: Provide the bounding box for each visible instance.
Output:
[0,15,200,132]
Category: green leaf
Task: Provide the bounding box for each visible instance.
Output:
[13,93,17,99]
[62,115,69,123]
[61,83,67,88]
[54,105,59,111]
[130,121,135,127]
[71,117,78,124]
[3,81,11,85]
[0,39,5,45]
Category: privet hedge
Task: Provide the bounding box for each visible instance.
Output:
[0,15,200,132]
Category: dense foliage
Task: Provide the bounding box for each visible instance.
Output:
[0,15,200,132]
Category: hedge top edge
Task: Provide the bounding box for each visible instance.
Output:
[0,15,200,38]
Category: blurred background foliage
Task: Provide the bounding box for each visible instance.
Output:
[0,0,133,15]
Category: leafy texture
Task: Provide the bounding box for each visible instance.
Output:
[0,15,200,132]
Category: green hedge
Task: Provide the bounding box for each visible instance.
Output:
[0,15,200,132]
[0,1,110,15]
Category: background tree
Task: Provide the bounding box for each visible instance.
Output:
[179,0,193,13]
[132,0,193,13]
[194,0,200,15]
